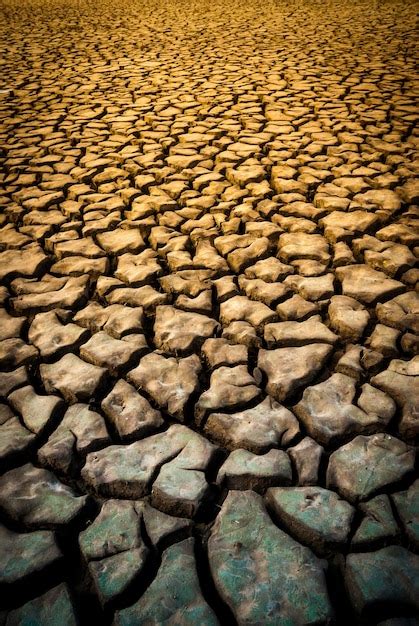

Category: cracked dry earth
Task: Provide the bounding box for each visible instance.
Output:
[0,0,418,625]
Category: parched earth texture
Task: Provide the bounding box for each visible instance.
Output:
[0,0,418,624]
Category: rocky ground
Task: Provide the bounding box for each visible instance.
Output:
[0,0,418,624]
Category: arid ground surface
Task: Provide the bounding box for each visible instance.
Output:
[0,0,418,624]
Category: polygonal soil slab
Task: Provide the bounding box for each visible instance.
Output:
[328,295,370,341]
[284,273,335,301]
[294,373,395,446]
[115,250,162,286]
[238,276,290,307]
[38,404,110,474]
[128,352,201,420]
[345,546,419,617]
[376,292,419,333]
[352,495,399,548]
[80,331,148,374]
[258,343,333,401]
[151,433,218,517]
[195,365,261,423]
[0,339,38,371]
[326,434,415,503]
[371,357,419,439]
[219,295,276,331]
[10,275,89,315]
[8,385,64,436]
[4,584,77,625]
[0,309,25,341]
[208,490,333,625]
[391,480,419,549]
[288,437,324,486]
[97,228,145,254]
[0,404,36,469]
[204,396,300,453]
[82,424,217,517]
[74,302,144,337]
[336,265,405,305]
[267,486,355,554]
[0,366,28,398]
[101,379,163,440]
[216,448,292,492]
[78,499,190,607]
[0,524,62,588]
[115,538,219,626]
[153,305,219,354]
[40,353,108,403]
[278,232,330,263]
[28,310,89,359]
[0,246,48,281]
[201,338,248,369]
[264,315,338,347]
[0,463,87,529]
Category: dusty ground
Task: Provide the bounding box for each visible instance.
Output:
[0,0,418,624]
